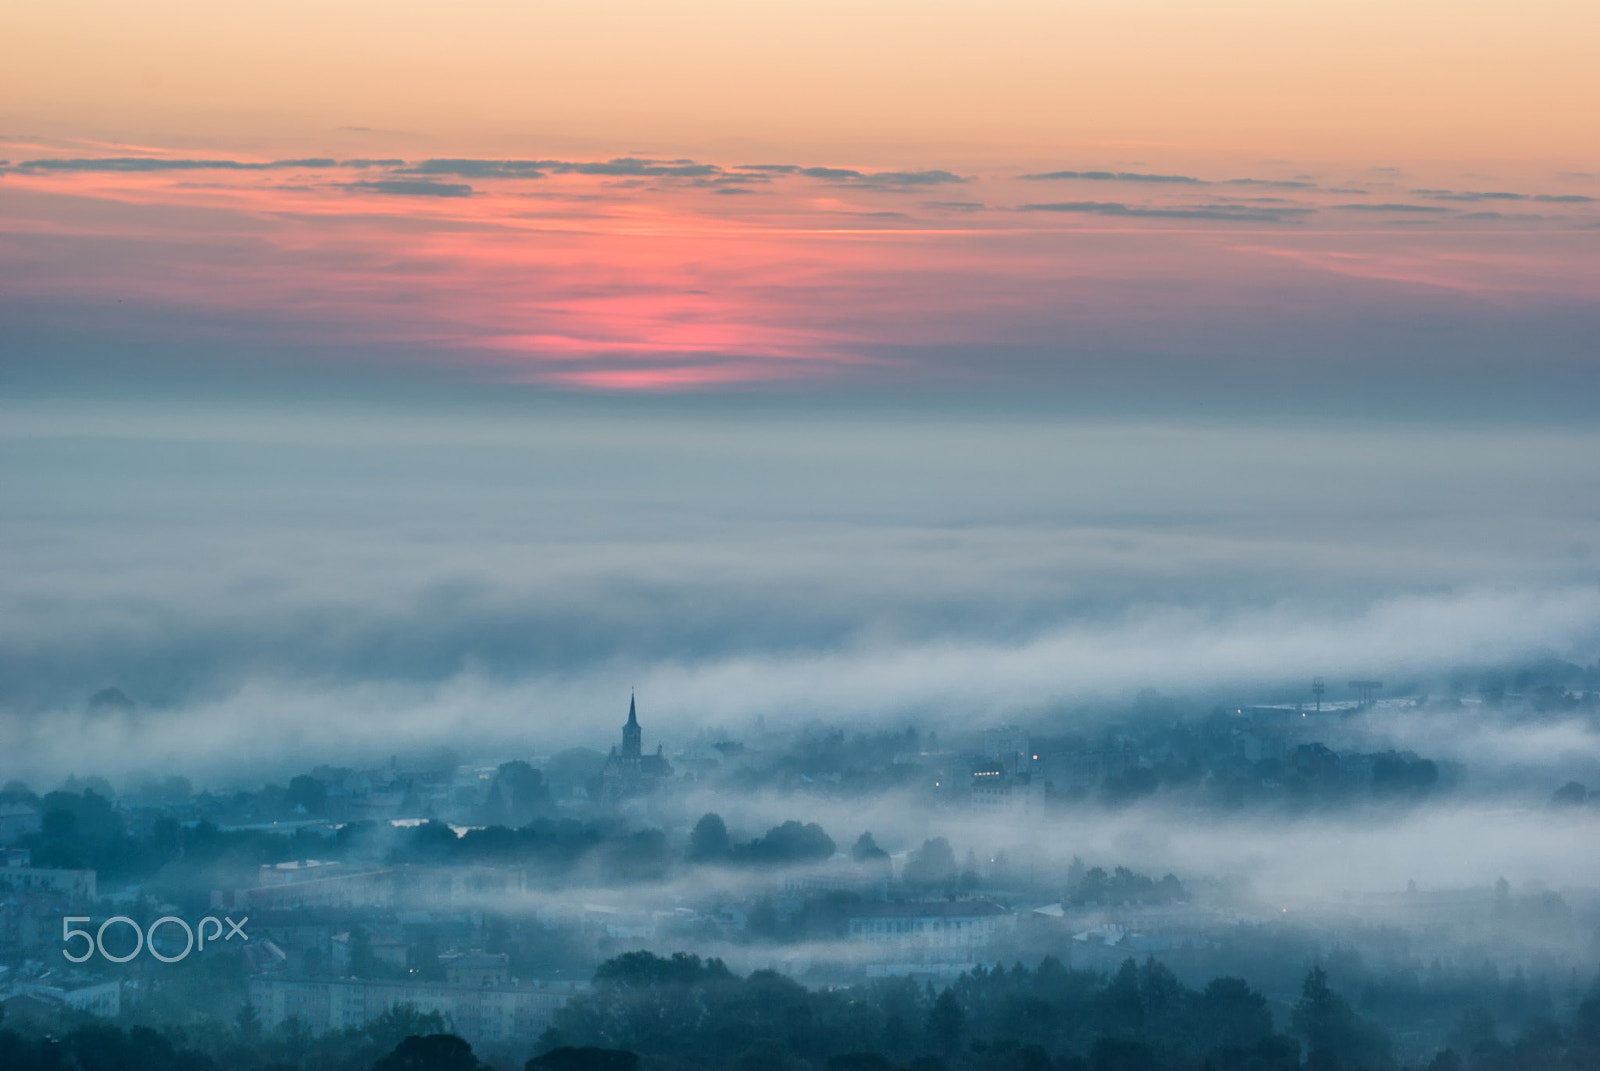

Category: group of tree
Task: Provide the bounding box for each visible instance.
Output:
[0,1004,461,1071]
[8,787,886,902]
[527,951,1419,1071]
[1064,861,1185,908]
[5,951,1599,1071]
[686,815,837,867]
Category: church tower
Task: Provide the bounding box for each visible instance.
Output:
[599,692,671,802]
[622,693,642,764]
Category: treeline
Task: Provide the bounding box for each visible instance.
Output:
[542,951,1309,1071]
[4,789,883,899]
[4,951,1599,1070]
[7,788,337,893]
[0,1005,454,1071]
[537,951,1600,1071]
[1064,861,1184,907]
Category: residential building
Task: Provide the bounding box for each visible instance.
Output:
[845,900,1011,951]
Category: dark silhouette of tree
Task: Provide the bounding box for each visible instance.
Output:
[1100,959,1144,1034]
[902,837,958,890]
[0,1023,217,1071]
[1191,976,1274,1053]
[827,1054,893,1071]
[371,1033,479,1071]
[367,1005,451,1054]
[851,832,889,862]
[735,821,836,865]
[1552,781,1588,806]
[234,1000,260,1042]
[1292,966,1392,1071]
[688,813,731,862]
[285,774,327,815]
[926,989,964,1054]
[1424,1048,1462,1071]
[485,761,556,826]
[1089,1035,1158,1071]
[527,1047,640,1071]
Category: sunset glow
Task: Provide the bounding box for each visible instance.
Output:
[2,0,1596,393]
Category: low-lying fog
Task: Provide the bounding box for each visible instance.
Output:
[3,397,1597,778]
[3,397,1598,943]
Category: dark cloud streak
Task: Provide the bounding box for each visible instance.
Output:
[340,179,474,198]
[1020,200,1308,222]
[9,157,338,173]
[1021,169,1203,184]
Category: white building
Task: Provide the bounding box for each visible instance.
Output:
[0,864,97,902]
[2,977,121,1017]
[845,900,1011,951]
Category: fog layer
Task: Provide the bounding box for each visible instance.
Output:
[2,399,1596,781]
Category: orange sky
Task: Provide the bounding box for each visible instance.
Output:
[4,1,1597,169]
[3,1,1597,394]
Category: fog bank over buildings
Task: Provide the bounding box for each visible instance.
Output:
[2,400,1598,780]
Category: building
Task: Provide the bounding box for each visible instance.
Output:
[969,761,1047,815]
[330,929,409,972]
[442,951,511,987]
[845,900,1012,951]
[781,859,891,902]
[0,863,97,902]
[598,695,673,801]
[248,976,582,1046]
[981,727,1033,774]
[215,862,395,912]
[219,862,524,916]
[0,804,42,845]
[0,976,121,1018]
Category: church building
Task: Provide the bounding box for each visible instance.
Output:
[598,694,673,801]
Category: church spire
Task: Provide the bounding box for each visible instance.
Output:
[622,692,642,760]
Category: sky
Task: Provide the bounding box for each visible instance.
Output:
[1,1,1598,783]
[3,0,1598,400]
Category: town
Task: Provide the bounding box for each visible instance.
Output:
[3,675,1598,1068]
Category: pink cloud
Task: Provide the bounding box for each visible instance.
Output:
[2,149,1596,390]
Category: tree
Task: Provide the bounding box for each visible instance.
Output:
[1137,957,1183,1025]
[371,1033,480,1071]
[235,999,260,1042]
[926,989,964,1054]
[902,838,958,890]
[1552,781,1588,807]
[827,1055,893,1071]
[737,821,836,865]
[603,829,673,883]
[689,813,731,862]
[852,832,889,863]
[488,761,556,826]
[1088,1036,1157,1071]
[1100,958,1143,1033]
[367,1005,451,1052]
[1292,966,1391,1071]
[285,775,327,815]
[1192,977,1273,1052]
[959,850,981,892]
[528,1047,641,1071]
